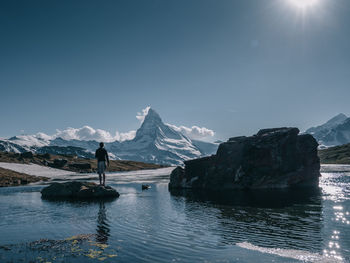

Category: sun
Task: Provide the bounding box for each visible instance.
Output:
[287,0,319,9]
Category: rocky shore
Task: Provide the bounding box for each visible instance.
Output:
[169,127,320,190]
[0,167,48,187]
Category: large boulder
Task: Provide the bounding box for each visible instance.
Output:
[41,181,120,199]
[169,127,320,190]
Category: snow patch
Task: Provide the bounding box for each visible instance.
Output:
[167,123,215,140]
[0,162,75,178]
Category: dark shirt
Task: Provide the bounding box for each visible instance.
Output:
[95,147,109,163]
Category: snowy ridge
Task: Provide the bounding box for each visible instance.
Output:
[306,113,350,147]
[0,108,218,165]
[107,109,208,165]
[0,162,75,178]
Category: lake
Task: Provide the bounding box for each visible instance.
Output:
[0,166,349,262]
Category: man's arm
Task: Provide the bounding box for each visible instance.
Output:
[95,150,98,158]
[105,150,110,166]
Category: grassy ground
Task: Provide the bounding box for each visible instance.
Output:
[318,143,350,164]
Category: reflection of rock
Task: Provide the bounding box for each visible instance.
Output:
[41,182,120,199]
[169,187,321,208]
[96,202,110,244]
[169,128,320,190]
[170,188,322,251]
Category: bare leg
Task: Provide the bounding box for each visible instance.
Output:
[103,173,105,186]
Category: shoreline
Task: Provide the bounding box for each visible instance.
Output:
[0,167,49,187]
[0,151,167,187]
[0,151,166,173]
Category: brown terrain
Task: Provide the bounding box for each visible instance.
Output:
[0,151,166,187]
[318,143,350,164]
[0,167,49,187]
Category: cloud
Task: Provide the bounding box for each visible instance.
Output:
[136,106,151,123]
[115,130,136,141]
[167,124,215,140]
[47,126,136,142]
[29,106,215,143]
[36,132,53,141]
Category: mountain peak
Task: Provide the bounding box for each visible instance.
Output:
[305,113,350,147]
[327,113,348,124]
[143,108,162,123]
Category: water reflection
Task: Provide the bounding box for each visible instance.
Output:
[169,187,322,208]
[96,201,110,244]
[170,188,323,252]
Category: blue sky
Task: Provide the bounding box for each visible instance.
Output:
[1,0,349,141]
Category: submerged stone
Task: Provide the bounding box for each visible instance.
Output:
[169,127,320,190]
[41,181,120,199]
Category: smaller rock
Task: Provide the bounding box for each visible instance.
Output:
[20,152,33,159]
[39,153,51,159]
[48,159,68,168]
[68,163,92,170]
[142,184,151,190]
[41,181,120,199]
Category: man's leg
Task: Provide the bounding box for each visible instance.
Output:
[98,173,102,185]
[102,173,105,186]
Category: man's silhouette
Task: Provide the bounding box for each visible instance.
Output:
[95,142,109,186]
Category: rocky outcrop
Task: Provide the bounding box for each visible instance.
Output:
[0,167,48,187]
[41,182,120,199]
[68,163,91,170]
[169,128,320,190]
[20,152,34,159]
[48,158,68,168]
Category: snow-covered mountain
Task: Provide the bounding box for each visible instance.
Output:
[0,108,218,165]
[107,108,205,165]
[305,113,350,147]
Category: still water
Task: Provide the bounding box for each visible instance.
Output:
[0,166,349,262]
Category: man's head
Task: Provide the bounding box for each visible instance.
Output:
[99,142,104,148]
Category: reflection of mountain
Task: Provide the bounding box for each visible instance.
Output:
[170,188,323,252]
[96,202,110,244]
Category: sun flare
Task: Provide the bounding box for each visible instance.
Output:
[287,0,319,9]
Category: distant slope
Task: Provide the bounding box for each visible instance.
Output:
[318,143,350,164]
[191,139,218,156]
[0,140,28,153]
[306,113,347,135]
[36,146,95,159]
[306,113,350,147]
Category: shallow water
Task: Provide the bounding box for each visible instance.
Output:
[0,166,349,262]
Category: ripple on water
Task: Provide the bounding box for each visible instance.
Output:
[0,167,349,262]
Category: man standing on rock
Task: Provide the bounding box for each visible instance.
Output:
[95,142,109,186]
